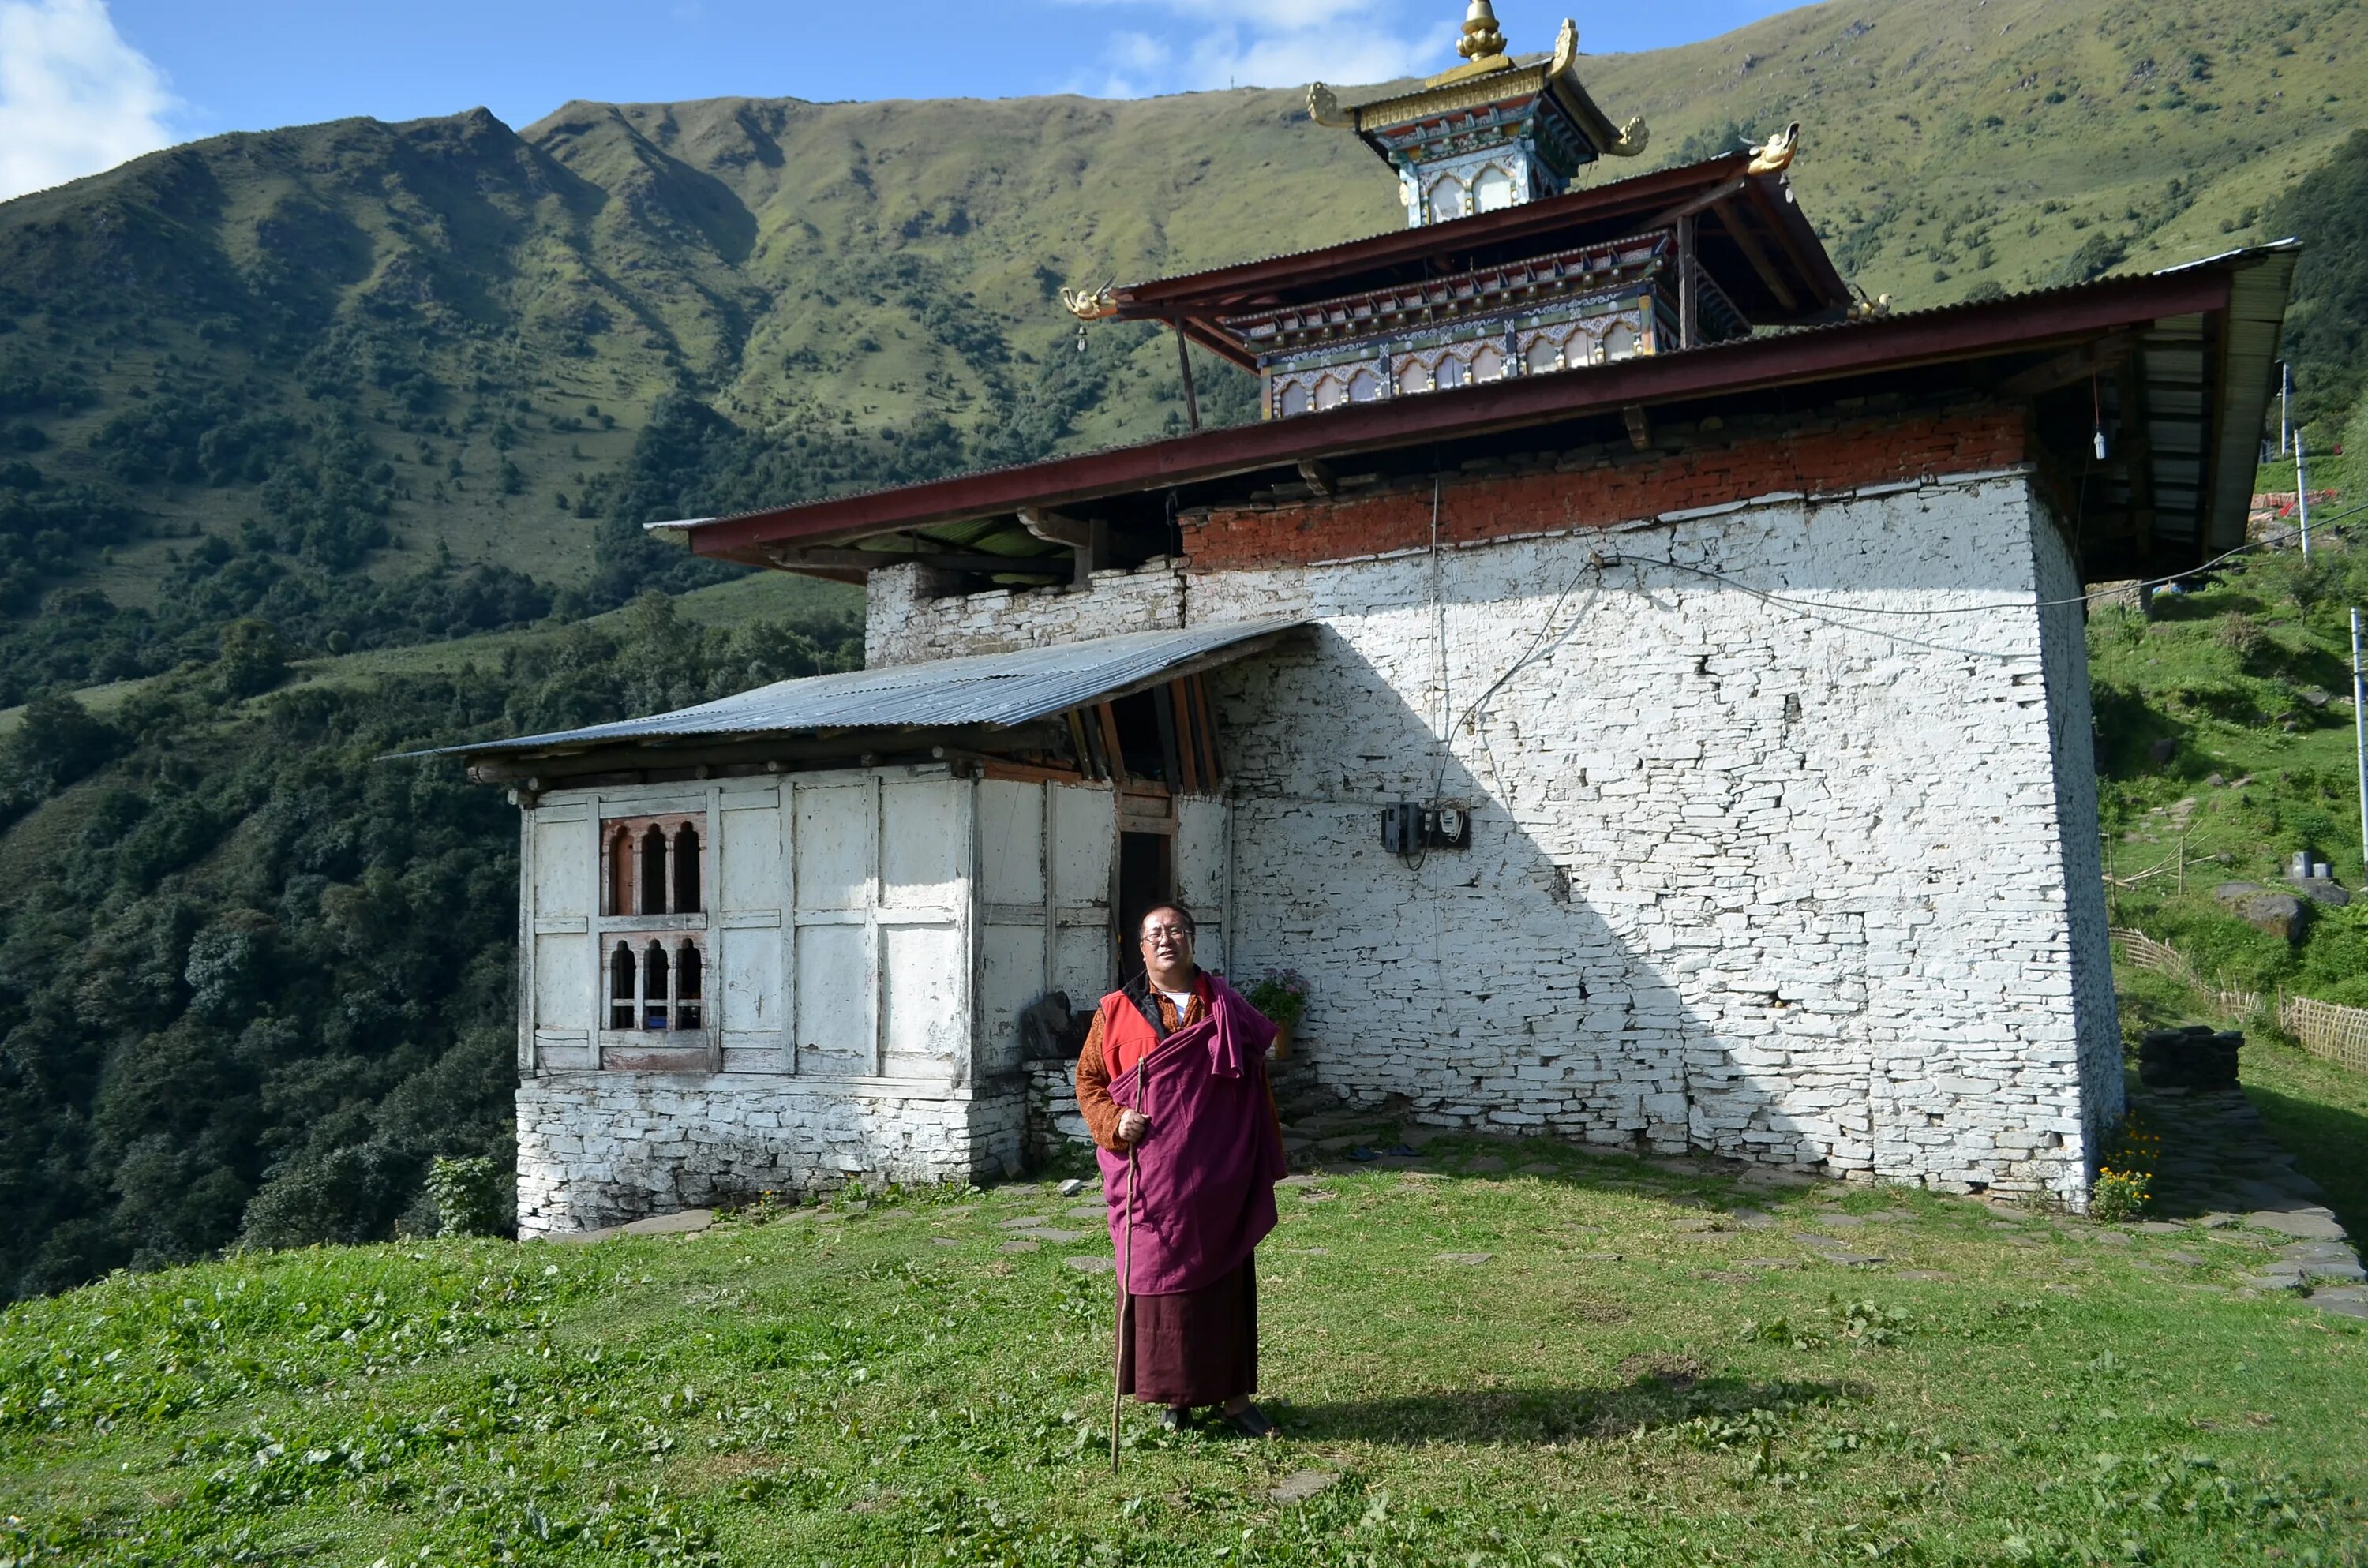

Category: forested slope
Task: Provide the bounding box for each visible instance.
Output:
[1,0,2366,1299]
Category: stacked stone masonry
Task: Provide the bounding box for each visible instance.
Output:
[515,1077,1024,1237]
[862,408,2121,1205]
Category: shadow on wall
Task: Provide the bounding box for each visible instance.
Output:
[1198,484,2111,1199]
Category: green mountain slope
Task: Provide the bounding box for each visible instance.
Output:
[0,0,2361,702]
[2,0,2367,1301]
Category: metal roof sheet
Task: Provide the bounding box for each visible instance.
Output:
[423,619,1305,760]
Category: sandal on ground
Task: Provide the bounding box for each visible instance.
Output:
[1158,1405,1190,1432]
[1222,1402,1278,1438]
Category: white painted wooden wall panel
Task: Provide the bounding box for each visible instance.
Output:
[718,927,781,1035]
[1175,795,1230,975]
[978,924,1044,1078]
[720,801,785,911]
[795,922,872,1076]
[1051,930,1109,1012]
[532,815,591,918]
[1051,784,1114,908]
[880,778,965,908]
[1049,781,1115,1009]
[880,922,963,1078]
[795,783,875,911]
[534,934,591,1031]
[976,780,1046,905]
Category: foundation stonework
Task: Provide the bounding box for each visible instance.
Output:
[515,1077,1024,1236]
[856,417,2121,1206]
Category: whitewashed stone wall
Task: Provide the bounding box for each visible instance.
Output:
[867,557,1186,667]
[891,468,2119,1204]
[516,1078,1025,1235]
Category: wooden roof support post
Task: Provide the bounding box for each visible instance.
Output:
[1677,212,1698,350]
[1021,505,1109,587]
[1173,320,1202,432]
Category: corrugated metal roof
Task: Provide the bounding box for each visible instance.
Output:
[423,619,1304,759]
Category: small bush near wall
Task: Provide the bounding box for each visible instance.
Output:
[425,1156,506,1238]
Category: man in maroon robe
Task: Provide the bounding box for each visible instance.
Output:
[1074,903,1285,1435]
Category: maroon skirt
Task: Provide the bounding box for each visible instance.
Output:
[1116,1256,1257,1408]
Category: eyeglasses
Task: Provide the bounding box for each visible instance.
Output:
[1139,926,1192,945]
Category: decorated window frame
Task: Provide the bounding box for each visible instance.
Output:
[594,810,711,1041]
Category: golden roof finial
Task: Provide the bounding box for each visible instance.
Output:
[1457,0,1507,61]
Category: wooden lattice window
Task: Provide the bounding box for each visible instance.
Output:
[601,812,704,917]
[596,810,710,1041]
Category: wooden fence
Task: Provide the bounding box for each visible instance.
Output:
[2276,994,2368,1076]
[2109,926,2368,1075]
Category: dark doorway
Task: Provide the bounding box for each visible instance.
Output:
[1116,830,1175,982]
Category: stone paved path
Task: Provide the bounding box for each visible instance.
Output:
[2136,1083,2366,1319]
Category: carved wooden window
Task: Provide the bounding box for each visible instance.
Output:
[1473,165,1516,212]
[596,810,710,1042]
[601,812,704,917]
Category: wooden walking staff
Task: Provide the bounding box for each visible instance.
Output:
[1111,1054,1147,1471]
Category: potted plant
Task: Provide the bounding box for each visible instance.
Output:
[1244,968,1309,1059]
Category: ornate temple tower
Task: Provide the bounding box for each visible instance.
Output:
[1308,1,1650,228]
[1070,4,1834,421]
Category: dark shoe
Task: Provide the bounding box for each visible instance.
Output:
[1222,1401,1278,1438]
[1158,1405,1190,1432]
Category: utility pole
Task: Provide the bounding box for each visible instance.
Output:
[2297,432,2313,561]
[2354,608,2367,879]
[2280,361,2291,456]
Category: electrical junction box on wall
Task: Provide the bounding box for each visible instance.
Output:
[1381,803,1471,852]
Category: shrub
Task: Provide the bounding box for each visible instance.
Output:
[425,1155,506,1238]
[215,617,290,698]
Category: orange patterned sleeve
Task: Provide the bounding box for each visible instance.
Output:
[1073,1007,1127,1153]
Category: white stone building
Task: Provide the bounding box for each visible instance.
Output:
[444,37,2294,1231]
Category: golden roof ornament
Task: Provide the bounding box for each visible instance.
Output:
[1457,0,1507,61]
[1059,283,1118,323]
[1746,122,1800,176]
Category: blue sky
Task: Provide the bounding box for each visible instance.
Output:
[0,0,1798,201]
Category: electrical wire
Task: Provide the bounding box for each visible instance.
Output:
[1393,491,2368,868]
[1582,500,2368,623]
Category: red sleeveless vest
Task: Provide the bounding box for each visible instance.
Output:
[1097,973,1207,1079]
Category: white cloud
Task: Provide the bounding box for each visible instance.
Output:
[1064,0,1448,96]
[0,0,177,204]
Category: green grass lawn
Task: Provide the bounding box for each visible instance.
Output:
[5,1132,2362,1566]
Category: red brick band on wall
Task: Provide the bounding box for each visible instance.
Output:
[1178,406,2034,572]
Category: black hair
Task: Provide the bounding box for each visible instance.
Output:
[1136,902,1197,939]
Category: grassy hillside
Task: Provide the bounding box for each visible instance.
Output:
[2089,538,2368,1003]
[4,0,2368,1304]
[4,1147,2364,1566]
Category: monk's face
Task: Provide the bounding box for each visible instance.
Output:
[1138,915,1194,986]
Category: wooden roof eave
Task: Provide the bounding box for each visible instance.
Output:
[683,264,2246,568]
[1737,175,1851,320]
[1102,155,1757,320]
